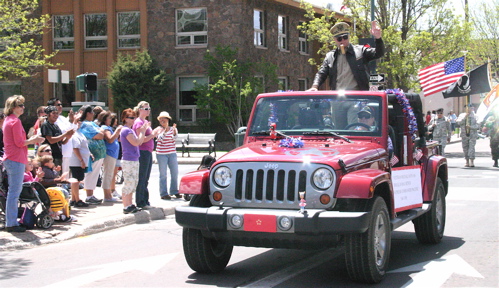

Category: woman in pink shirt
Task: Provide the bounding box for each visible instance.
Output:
[3,95,44,233]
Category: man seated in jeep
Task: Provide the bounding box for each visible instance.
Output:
[349,106,377,131]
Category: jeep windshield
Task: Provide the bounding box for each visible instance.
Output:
[249,94,382,137]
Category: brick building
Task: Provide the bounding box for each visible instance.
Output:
[2,0,342,149]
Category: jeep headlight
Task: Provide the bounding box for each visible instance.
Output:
[312,168,333,190]
[213,166,232,187]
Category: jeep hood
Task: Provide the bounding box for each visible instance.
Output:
[217,140,386,169]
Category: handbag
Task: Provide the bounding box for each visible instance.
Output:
[20,207,36,229]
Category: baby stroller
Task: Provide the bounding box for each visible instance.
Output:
[18,182,55,229]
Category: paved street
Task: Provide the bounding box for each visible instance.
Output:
[0,138,497,287]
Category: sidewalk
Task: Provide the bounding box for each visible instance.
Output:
[0,152,219,251]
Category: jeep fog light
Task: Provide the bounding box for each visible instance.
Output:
[313,168,333,189]
[214,166,232,187]
[320,194,331,205]
[278,216,293,231]
[229,214,243,229]
[213,191,222,202]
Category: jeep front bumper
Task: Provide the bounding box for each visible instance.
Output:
[175,206,370,235]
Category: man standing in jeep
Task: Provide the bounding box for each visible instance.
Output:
[308,21,384,91]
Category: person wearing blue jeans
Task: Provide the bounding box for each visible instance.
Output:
[155,111,180,200]
[133,101,160,209]
[2,95,44,232]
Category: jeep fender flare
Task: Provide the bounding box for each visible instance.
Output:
[423,155,448,202]
[179,169,210,195]
[336,169,392,200]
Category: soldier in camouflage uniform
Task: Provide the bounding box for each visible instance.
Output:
[428,108,452,155]
[457,105,479,167]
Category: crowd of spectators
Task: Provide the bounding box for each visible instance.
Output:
[1,96,182,233]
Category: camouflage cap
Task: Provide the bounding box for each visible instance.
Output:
[330,22,350,37]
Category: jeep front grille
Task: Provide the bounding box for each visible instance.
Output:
[235,169,307,202]
[210,162,335,209]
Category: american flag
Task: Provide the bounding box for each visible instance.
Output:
[390,155,399,166]
[413,149,423,161]
[418,57,465,97]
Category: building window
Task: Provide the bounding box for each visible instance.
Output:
[278,15,288,51]
[278,77,288,91]
[298,21,309,54]
[53,15,74,50]
[85,14,107,49]
[178,76,209,122]
[254,10,265,47]
[176,8,207,46]
[298,78,308,91]
[117,12,140,48]
[0,81,21,105]
[60,81,75,106]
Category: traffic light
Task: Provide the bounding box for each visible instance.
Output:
[76,73,98,92]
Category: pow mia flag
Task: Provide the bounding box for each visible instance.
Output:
[443,63,491,98]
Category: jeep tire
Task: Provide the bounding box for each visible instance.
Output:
[345,196,391,283]
[182,194,233,273]
[413,177,446,244]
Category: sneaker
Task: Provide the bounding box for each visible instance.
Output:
[161,195,172,200]
[86,195,103,204]
[112,190,122,199]
[123,205,139,214]
[139,205,152,210]
[6,226,26,233]
[104,197,120,203]
[55,215,77,222]
[75,200,90,207]
[171,194,182,199]
[69,200,76,207]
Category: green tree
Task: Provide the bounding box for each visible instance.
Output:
[194,45,277,137]
[469,0,499,83]
[0,0,57,79]
[107,50,171,120]
[299,0,472,91]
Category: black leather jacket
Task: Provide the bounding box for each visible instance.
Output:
[312,38,385,90]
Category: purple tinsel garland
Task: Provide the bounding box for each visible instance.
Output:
[279,137,304,148]
[268,103,278,127]
[385,88,418,140]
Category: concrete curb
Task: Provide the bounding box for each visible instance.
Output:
[0,207,176,252]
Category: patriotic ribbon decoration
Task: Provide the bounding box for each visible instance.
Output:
[386,88,418,140]
[279,137,304,148]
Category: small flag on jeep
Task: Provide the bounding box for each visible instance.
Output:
[413,149,423,161]
[390,155,399,166]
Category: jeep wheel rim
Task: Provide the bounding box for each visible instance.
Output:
[436,188,444,232]
[374,213,387,266]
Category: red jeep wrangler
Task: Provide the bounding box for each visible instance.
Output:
[175,90,447,283]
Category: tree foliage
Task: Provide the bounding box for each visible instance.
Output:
[107,50,171,120]
[0,0,57,79]
[469,0,499,83]
[193,45,277,137]
[300,0,472,91]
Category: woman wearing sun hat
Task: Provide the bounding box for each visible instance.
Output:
[155,111,181,200]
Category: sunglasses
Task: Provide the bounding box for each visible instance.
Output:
[437,112,443,114]
[43,149,52,152]
[358,114,372,119]
[126,117,136,120]
[56,103,63,107]
[336,35,349,41]
[18,104,25,108]
[140,108,151,111]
